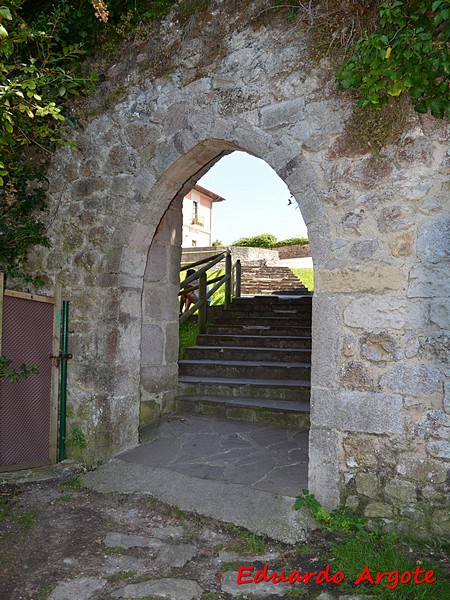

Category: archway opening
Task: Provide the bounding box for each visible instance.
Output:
[137,145,315,499]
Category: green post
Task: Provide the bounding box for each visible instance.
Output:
[225,252,232,309]
[198,272,207,335]
[58,300,69,462]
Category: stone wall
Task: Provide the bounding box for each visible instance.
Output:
[181,246,279,266]
[22,1,449,535]
[277,243,311,259]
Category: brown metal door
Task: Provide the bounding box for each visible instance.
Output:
[0,292,56,471]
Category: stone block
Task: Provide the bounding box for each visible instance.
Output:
[340,361,373,390]
[408,264,450,298]
[360,332,399,362]
[379,364,440,397]
[444,381,450,414]
[311,294,339,388]
[427,440,450,459]
[355,473,379,498]
[317,267,402,294]
[377,206,413,232]
[396,457,447,484]
[364,502,393,518]
[389,231,415,257]
[430,300,450,329]
[140,399,162,425]
[144,242,168,283]
[165,321,180,364]
[417,216,450,262]
[304,99,345,135]
[124,121,159,149]
[343,294,427,329]
[260,98,305,129]
[141,324,164,366]
[311,389,404,434]
[349,239,379,262]
[140,364,178,394]
[431,509,450,536]
[384,479,417,503]
[143,281,179,321]
[308,427,340,510]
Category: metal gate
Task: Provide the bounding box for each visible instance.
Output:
[0,279,59,471]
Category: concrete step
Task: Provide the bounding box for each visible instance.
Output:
[175,395,310,430]
[207,324,312,336]
[178,375,311,401]
[196,334,312,349]
[225,307,312,318]
[213,316,312,327]
[178,359,311,380]
[233,296,312,305]
[185,345,312,363]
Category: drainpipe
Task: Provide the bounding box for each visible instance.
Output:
[58,300,70,462]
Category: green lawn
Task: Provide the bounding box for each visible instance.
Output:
[291,268,314,292]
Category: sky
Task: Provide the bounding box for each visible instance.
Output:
[197,151,308,245]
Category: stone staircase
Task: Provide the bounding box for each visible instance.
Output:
[176,295,312,429]
[240,265,311,296]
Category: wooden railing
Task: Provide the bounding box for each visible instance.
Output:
[179,249,241,334]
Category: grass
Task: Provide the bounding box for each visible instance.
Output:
[291,268,314,292]
[58,476,82,490]
[178,268,227,359]
[179,319,198,360]
[226,528,266,555]
[106,570,136,584]
[331,531,450,598]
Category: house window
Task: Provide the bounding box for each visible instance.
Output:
[192,201,198,222]
[192,240,197,247]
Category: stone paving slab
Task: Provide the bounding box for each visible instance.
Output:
[82,459,317,544]
[120,413,309,497]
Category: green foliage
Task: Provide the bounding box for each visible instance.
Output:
[337,1,450,118]
[212,240,223,246]
[273,237,309,247]
[0,1,176,281]
[0,354,38,381]
[232,234,309,248]
[294,490,366,533]
[0,1,96,279]
[233,233,278,247]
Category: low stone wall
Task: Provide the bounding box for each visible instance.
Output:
[181,246,279,266]
[277,243,311,259]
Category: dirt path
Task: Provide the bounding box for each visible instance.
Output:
[0,467,333,600]
[1,467,448,600]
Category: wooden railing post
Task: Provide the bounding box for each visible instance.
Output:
[235,260,241,298]
[225,252,232,309]
[198,271,207,335]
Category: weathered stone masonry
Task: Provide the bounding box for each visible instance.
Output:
[25,3,449,535]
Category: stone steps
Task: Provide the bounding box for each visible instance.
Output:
[206,324,312,336]
[177,375,311,402]
[240,266,310,296]
[176,395,310,429]
[195,333,312,349]
[176,295,312,428]
[186,345,312,362]
[178,358,311,380]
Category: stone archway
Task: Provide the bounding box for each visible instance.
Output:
[35,7,449,534]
